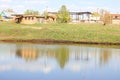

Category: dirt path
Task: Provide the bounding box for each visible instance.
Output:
[21,26,42,29]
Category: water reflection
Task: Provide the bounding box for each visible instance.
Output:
[16,44,69,68]
[0,43,120,80]
[99,49,112,65]
[16,46,39,61]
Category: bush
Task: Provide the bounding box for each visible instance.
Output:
[57,5,70,23]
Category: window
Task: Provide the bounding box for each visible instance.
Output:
[25,17,27,20]
[114,16,118,19]
[32,17,34,20]
[28,17,31,20]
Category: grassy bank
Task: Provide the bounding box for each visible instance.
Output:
[0,22,120,44]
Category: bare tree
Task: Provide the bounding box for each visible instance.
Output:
[99,9,112,25]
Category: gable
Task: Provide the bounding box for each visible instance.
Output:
[0,11,6,17]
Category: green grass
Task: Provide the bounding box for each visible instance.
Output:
[0,22,120,43]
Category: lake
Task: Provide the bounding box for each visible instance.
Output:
[0,43,120,80]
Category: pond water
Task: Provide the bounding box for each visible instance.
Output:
[0,43,120,80]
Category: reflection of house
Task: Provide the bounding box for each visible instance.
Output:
[16,48,39,61]
[13,14,56,24]
[110,14,120,24]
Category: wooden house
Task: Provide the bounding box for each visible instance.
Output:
[13,14,56,24]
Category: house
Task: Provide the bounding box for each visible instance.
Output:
[13,14,56,24]
[48,11,92,23]
[88,12,101,23]
[110,14,120,24]
[70,12,92,23]
[0,10,16,21]
[13,11,91,24]
[89,15,100,22]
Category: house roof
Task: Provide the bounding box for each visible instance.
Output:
[12,14,44,17]
[0,11,16,17]
[110,14,120,20]
[13,14,56,19]
[110,14,120,16]
[70,12,92,15]
[48,11,92,15]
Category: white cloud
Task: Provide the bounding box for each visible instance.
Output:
[68,5,81,12]
[47,7,58,12]
[0,63,55,74]
[86,6,111,11]
[0,4,25,13]
[78,1,94,5]
[0,4,9,8]
[0,0,11,2]
[66,62,94,72]
[25,0,48,4]
[0,65,12,71]
[66,63,81,72]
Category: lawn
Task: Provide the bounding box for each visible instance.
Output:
[0,22,120,43]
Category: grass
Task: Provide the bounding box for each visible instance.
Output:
[0,22,120,43]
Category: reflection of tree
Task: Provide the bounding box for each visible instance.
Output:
[99,49,111,65]
[55,47,69,69]
[16,45,39,61]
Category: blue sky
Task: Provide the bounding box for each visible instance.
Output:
[0,0,120,14]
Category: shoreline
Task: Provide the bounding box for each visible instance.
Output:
[0,39,120,45]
